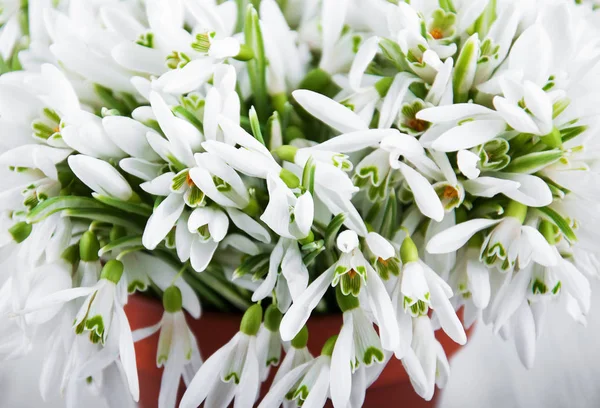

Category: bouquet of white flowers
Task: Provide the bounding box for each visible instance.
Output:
[1,0,598,406]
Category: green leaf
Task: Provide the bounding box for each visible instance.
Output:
[92,194,153,217]
[301,156,316,195]
[471,0,497,38]
[325,213,346,249]
[63,208,145,231]
[453,34,479,103]
[439,0,457,12]
[378,39,410,72]
[27,196,108,223]
[99,235,144,256]
[244,5,268,120]
[538,206,577,243]
[249,106,265,145]
[504,149,562,174]
[380,189,398,239]
[172,106,204,133]
[560,125,588,143]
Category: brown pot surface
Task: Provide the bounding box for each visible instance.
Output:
[126,294,471,408]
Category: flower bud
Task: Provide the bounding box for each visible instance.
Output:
[291,326,309,349]
[163,286,183,313]
[240,304,263,336]
[80,231,100,262]
[100,260,124,284]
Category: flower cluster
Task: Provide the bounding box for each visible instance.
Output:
[1,0,599,407]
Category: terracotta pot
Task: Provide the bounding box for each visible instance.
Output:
[126,295,471,408]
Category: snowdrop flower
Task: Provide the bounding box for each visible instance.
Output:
[406,315,451,401]
[180,304,263,408]
[395,235,467,346]
[132,286,202,408]
[427,201,558,272]
[330,290,386,407]
[188,152,251,210]
[251,237,309,309]
[184,206,229,272]
[258,335,337,408]
[271,326,313,386]
[280,230,399,351]
[261,175,313,240]
[20,260,139,402]
[256,304,283,381]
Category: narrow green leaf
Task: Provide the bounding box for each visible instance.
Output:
[92,194,153,217]
[560,125,588,143]
[27,196,108,223]
[504,149,562,174]
[380,189,398,239]
[325,213,346,249]
[245,5,268,120]
[99,235,144,256]
[301,156,316,195]
[378,39,410,72]
[439,0,457,13]
[172,106,204,133]
[63,208,145,231]
[538,206,577,243]
[249,106,265,145]
[453,34,480,103]
[471,0,497,38]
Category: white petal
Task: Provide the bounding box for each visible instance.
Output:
[279,266,335,341]
[116,306,140,401]
[427,280,466,345]
[103,116,161,162]
[132,320,162,343]
[337,230,359,253]
[366,232,395,260]
[416,104,496,123]
[494,173,553,207]
[457,150,480,180]
[294,192,314,238]
[142,193,185,250]
[508,24,551,87]
[180,342,231,408]
[257,362,312,408]
[349,36,379,90]
[292,90,367,133]
[331,315,354,408]
[493,97,539,134]
[523,81,552,133]
[120,158,163,181]
[462,177,520,198]
[68,155,133,201]
[466,256,491,309]
[426,218,501,254]
[140,172,175,196]
[227,208,271,244]
[398,162,444,222]
[520,225,558,267]
[190,239,218,272]
[302,361,330,407]
[432,120,507,152]
[366,267,400,350]
[554,259,591,314]
[313,129,397,153]
[513,301,536,369]
[252,239,285,301]
[234,337,260,408]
